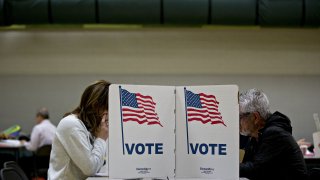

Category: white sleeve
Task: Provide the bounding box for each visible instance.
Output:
[24,126,40,151]
[57,127,106,176]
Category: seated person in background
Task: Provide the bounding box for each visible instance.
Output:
[239,88,308,180]
[22,107,56,151]
[0,132,15,168]
[48,80,109,180]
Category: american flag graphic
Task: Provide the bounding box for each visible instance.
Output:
[121,88,163,127]
[186,89,226,126]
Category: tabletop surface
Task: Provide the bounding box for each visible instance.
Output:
[87,177,250,180]
[0,139,24,148]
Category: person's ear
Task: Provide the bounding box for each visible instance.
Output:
[252,112,261,125]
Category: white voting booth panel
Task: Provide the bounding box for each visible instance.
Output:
[176,85,239,179]
[313,114,320,157]
[313,131,320,158]
[109,84,175,179]
[109,84,239,179]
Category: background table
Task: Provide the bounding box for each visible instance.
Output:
[305,156,320,170]
[0,139,25,163]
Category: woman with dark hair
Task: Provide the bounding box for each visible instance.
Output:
[48,80,110,180]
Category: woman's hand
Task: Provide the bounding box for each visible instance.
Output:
[97,112,109,140]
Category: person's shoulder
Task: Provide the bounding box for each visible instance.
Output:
[262,125,291,140]
[57,114,82,131]
[32,123,42,132]
[34,120,52,130]
[264,125,282,133]
[55,115,87,143]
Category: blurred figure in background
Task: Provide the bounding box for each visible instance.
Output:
[17,107,57,179]
[21,107,56,151]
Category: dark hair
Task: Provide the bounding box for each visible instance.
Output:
[65,80,110,136]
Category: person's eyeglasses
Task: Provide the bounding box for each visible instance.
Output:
[239,112,251,120]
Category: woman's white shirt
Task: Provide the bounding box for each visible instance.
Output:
[48,114,106,180]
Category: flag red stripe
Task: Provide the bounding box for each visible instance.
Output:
[123,111,157,116]
[147,121,163,127]
[122,108,155,115]
[125,106,155,113]
[188,118,225,125]
[136,93,154,100]
[123,117,162,126]
[201,101,218,108]
[137,103,155,109]
[199,93,217,100]
[123,113,159,120]
[187,110,219,116]
[123,117,161,123]
[187,107,219,113]
[188,117,224,122]
[188,113,222,119]
[188,118,212,124]
[123,108,143,113]
[136,98,156,105]
[142,107,156,112]
[211,121,227,126]
[199,97,219,105]
[198,105,219,111]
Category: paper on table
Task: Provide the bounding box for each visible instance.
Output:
[0,139,22,147]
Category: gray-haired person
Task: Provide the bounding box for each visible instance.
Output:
[22,107,56,151]
[239,89,308,180]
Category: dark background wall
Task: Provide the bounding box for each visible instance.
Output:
[1,0,319,26]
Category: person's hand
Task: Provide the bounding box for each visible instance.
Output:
[97,112,109,140]
[20,140,26,145]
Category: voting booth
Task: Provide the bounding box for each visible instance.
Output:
[313,113,320,158]
[313,131,320,158]
[109,84,175,179]
[175,85,239,179]
[109,84,239,179]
